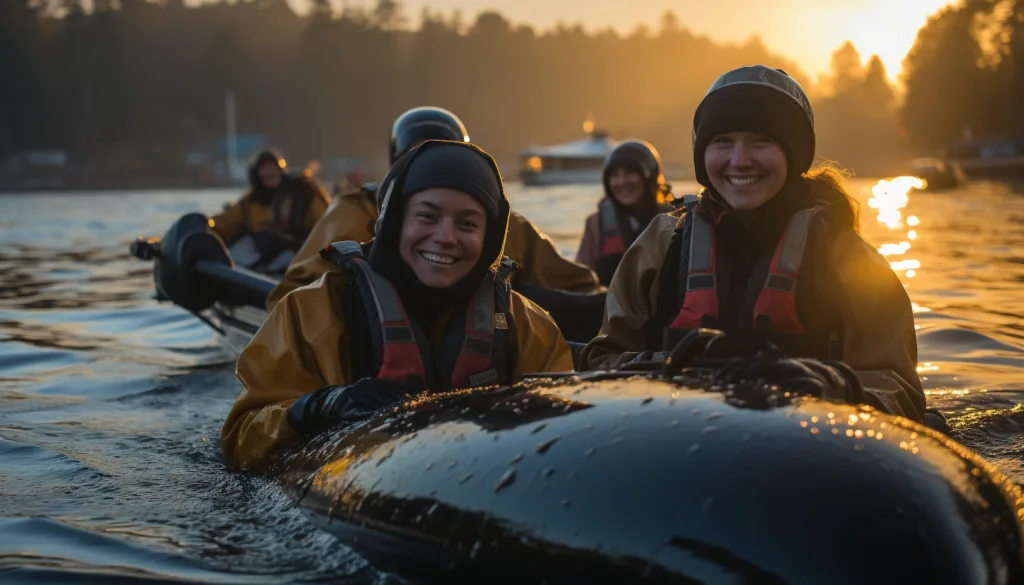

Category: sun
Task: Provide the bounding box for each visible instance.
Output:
[838,0,957,81]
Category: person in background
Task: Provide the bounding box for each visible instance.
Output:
[576,140,675,285]
[580,65,926,424]
[222,140,573,472]
[209,150,329,273]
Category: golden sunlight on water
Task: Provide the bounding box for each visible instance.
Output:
[866,176,925,280]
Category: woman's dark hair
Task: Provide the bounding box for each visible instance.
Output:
[803,164,860,233]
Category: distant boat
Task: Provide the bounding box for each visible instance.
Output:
[910,156,965,191]
[948,136,1024,180]
[518,125,617,187]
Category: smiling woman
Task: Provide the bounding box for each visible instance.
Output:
[221,140,575,473]
[581,64,928,427]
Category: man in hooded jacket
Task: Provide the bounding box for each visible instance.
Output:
[209,150,329,272]
[222,140,573,473]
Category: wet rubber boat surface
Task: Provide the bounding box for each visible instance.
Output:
[275,374,1024,585]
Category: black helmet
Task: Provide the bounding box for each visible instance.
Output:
[691,65,815,188]
[602,140,666,201]
[247,149,286,190]
[389,107,470,164]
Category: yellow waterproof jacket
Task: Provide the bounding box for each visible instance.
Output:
[580,207,926,422]
[209,176,329,245]
[223,271,574,473]
[265,189,602,311]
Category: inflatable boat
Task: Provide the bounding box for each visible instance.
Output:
[273,370,1024,584]
[130,213,274,356]
[132,216,1024,584]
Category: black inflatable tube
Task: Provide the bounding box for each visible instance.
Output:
[277,376,1024,585]
[514,282,606,343]
[194,260,275,309]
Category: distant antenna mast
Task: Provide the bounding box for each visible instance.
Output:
[226,91,238,182]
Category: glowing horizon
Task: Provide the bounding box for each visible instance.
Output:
[297,0,958,82]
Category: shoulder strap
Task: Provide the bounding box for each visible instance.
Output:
[447,269,514,389]
[676,198,701,306]
[346,258,430,388]
[320,240,364,269]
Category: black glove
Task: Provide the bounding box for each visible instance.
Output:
[711,356,865,404]
[287,377,416,436]
[249,229,297,259]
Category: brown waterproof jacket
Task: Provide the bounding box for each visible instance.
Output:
[223,271,574,472]
[208,177,329,245]
[266,188,602,311]
[580,206,926,422]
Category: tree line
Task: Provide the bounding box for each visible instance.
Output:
[0,0,1018,184]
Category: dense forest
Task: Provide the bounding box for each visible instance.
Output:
[0,0,1020,185]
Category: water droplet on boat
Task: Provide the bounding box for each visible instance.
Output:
[702,426,717,434]
[536,437,560,454]
[470,541,482,559]
[641,397,653,405]
[509,453,524,464]
[585,447,596,457]
[542,468,555,478]
[458,474,473,485]
[494,468,517,492]
[427,503,439,515]
[560,499,571,508]
[688,444,700,455]
[531,423,547,434]
[447,460,458,469]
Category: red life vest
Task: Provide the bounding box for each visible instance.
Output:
[597,199,627,257]
[321,241,512,392]
[669,205,823,335]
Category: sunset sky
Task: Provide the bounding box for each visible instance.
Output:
[345,0,958,81]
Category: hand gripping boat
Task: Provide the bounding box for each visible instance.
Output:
[275,366,1024,585]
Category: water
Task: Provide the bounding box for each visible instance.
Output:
[2,180,1024,582]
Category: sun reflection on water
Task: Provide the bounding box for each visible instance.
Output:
[866,176,925,282]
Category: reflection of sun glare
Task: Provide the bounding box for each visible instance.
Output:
[868,176,925,278]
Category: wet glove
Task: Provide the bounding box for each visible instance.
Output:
[249,229,298,259]
[286,377,417,436]
[711,356,865,405]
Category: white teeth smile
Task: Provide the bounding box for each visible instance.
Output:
[420,251,457,265]
[727,176,762,186]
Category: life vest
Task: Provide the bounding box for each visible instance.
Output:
[321,240,514,392]
[594,198,676,286]
[241,176,314,237]
[269,178,314,236]
[665,202,834,355]
[597,199,627,257]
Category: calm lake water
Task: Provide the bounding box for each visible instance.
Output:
[3,178,1024,583]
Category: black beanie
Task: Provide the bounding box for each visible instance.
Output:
[692,66,815,188]
[399,142,502,219]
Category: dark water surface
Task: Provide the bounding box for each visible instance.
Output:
[2,180,1024,582]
